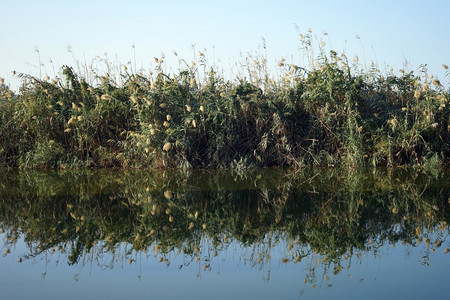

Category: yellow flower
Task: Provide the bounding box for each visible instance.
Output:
[64,128,71,133]
[163,142,172,152]
[159,103,167,109]
[163,121,170,127]
[164,190,173,200]
[67,116,76,124]
[166,114,171,121]
[192,119,197,128]
[77,116,83,121]
[414,90,421,99]
[101,94,111,101]
[199,105,204,113]
[185,105,191,112]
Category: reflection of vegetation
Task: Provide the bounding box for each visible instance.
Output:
[0,168,449,284]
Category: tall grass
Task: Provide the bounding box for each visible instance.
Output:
[0,34,449,169]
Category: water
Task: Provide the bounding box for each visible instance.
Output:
[0,168,449,299]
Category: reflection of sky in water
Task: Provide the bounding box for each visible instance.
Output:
[1,232,448,300]
[0,168,448,299]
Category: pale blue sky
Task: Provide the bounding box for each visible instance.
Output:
[1,0,449,90]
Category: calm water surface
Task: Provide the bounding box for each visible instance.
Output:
[0,168,448,299]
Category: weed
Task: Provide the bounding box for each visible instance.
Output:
[0,35,448,169]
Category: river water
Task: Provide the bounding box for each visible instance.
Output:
[0,168,448,299]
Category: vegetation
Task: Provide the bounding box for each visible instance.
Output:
[0,35,449,169]
[0,168,449,284]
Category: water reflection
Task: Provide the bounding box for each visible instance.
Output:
[0,168,449,296]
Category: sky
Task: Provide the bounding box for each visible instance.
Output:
[1,0,449,90]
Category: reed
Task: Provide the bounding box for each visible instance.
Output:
[0,35,448,169]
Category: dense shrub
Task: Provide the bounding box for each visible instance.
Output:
[0,46,448,169]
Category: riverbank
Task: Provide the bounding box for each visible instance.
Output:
[0,48,448,169]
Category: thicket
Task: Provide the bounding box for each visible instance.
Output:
[0,37,449,169]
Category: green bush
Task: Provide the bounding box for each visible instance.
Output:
[0,44,448,169]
